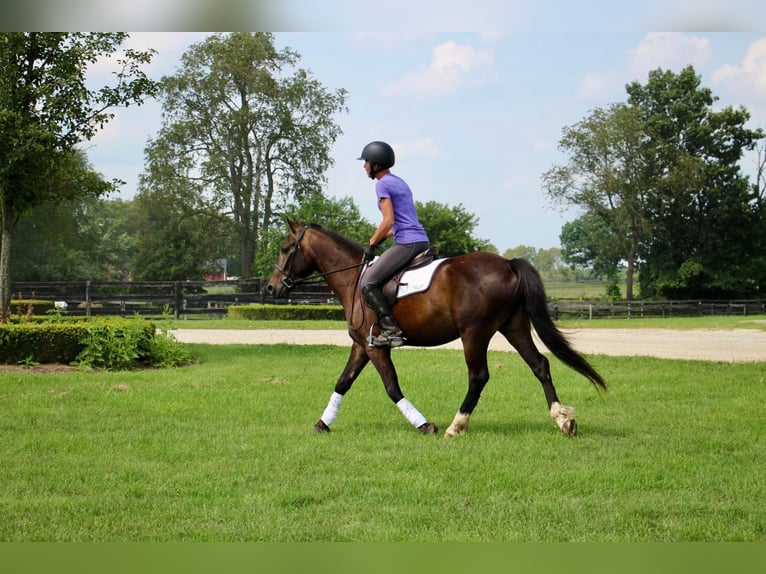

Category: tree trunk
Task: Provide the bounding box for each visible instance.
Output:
[0,191,14,320]
[625,252,635,302]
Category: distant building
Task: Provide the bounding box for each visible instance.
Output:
[203,258,228,282]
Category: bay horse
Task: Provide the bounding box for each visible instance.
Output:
[265,219,606,437]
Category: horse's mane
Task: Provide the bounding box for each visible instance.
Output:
[307,223,364,253]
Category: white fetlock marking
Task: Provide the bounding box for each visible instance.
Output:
[550,401,575,430]
[444,412,470,437]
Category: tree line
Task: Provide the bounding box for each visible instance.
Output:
[9,193,495,282]
[2,33,764,318]
[543,66,765,301]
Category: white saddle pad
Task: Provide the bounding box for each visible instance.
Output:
[363,257,447,298]
[395,258,447,298]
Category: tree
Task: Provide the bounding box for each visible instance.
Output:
[559,214,623,281]
[131,180,233,281]
[626,66,764,298]
[12,196,137,281]
[502,245,538,263]
[0,32,158,316]
[416,200,495,257]
[541,103,648,300]
[543,66,765,300]
[144,33,348,279]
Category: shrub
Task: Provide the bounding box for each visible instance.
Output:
[0,322,87,364]
[0,317,194,370]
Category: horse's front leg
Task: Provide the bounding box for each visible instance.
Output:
[314,342,369,432]
[445,339,490,438]
[367,348,438,435]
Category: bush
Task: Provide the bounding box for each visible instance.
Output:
[227,304,345,321]
[0,317,194,370]
[0,322,87,364]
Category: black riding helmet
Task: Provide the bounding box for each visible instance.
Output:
[358,141,395,178]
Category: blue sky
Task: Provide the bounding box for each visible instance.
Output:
[85,30,766,252]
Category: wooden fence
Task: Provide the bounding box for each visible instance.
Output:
[10,280,765,320]
[10,279,338,320]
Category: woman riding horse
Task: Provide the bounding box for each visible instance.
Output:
[358,141,430,348]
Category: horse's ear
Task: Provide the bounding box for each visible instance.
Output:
[286,218,301,233]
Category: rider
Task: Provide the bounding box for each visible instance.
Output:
[358,140,430,348]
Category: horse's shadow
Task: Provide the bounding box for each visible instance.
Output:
[317,416,624,440]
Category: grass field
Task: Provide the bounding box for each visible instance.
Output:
[1,339,764,542]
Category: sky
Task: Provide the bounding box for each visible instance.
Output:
[73,12,766,253]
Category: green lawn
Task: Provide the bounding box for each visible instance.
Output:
[1,343,764,541]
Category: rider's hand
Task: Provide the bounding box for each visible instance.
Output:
[363,244,377,262]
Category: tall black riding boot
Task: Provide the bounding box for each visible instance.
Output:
[361,285,404,348]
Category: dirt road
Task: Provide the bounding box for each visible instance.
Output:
[171,327,766,362]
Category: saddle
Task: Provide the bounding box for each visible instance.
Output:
[367,246,442,306]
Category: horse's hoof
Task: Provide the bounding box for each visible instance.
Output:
[313,420,330,433]
[562,418,577,437]
[418,422,438,435]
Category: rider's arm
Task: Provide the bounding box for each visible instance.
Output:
[370,198,394,245]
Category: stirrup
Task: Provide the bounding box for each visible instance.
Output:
[368,324,405,348]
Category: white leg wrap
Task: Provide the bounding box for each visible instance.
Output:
[396,398,427,428]
[320,392,344,427]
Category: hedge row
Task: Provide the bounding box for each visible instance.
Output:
[0,317,155,367]
[227,304,345,321]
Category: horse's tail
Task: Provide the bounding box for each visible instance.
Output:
[509,258,607,391]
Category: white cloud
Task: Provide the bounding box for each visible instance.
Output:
[384,41,494,98]
[393,138,442,160]
[711,36,766,98]
[578,32,711,101]
[627,32,711,78]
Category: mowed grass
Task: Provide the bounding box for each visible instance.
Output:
[1,343,764,541]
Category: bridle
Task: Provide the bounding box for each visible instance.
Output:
[273,225,365,291]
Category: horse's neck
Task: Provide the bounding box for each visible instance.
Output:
[311,234,361,309]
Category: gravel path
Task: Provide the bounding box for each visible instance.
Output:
[170,327,766,362]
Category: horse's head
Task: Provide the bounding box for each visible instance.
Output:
[265,219,317,298]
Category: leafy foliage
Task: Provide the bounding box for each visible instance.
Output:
[0,33,159,315]
[416,200,495,256]
[543,65,765,300]
[142,33,348,279]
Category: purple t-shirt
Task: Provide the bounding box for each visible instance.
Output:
[375,173,429,244]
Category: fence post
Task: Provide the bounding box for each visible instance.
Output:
[85,280,91,317]
[174,281,181,320]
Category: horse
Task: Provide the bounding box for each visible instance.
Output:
[265,219,606,437]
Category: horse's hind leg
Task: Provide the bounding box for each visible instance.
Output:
[314,342,369,432]
[502,325,577,436]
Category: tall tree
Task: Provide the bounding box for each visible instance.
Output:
[541,103,648,300]
[0,32,158,316]
[144,33,348,278]
[626,66,764,298]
